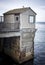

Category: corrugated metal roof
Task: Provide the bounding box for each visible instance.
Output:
[4,7,36,15]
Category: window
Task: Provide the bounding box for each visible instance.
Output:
[29,16,34,23]
[16,17,18,21]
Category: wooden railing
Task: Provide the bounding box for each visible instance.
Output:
[0,22,20,32]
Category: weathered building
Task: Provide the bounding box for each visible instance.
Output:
[0,7,36,63]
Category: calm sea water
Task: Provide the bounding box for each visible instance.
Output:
[0,23,45,65]
[34,23,45,65]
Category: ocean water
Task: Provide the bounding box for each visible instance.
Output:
[34,23,45,65]
[0,23,45,65]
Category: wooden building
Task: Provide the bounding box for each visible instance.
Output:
[0,7,36,63]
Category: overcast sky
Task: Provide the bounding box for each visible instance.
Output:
[0,0,45,22]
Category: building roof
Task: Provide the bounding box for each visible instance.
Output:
[4,7,36,15]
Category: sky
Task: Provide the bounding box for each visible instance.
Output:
[0,0,45,22]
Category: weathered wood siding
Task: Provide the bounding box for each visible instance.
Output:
[20,9,36,29]
[4,14,20,23]
[4,15,14,23]
[4,14,20,30]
